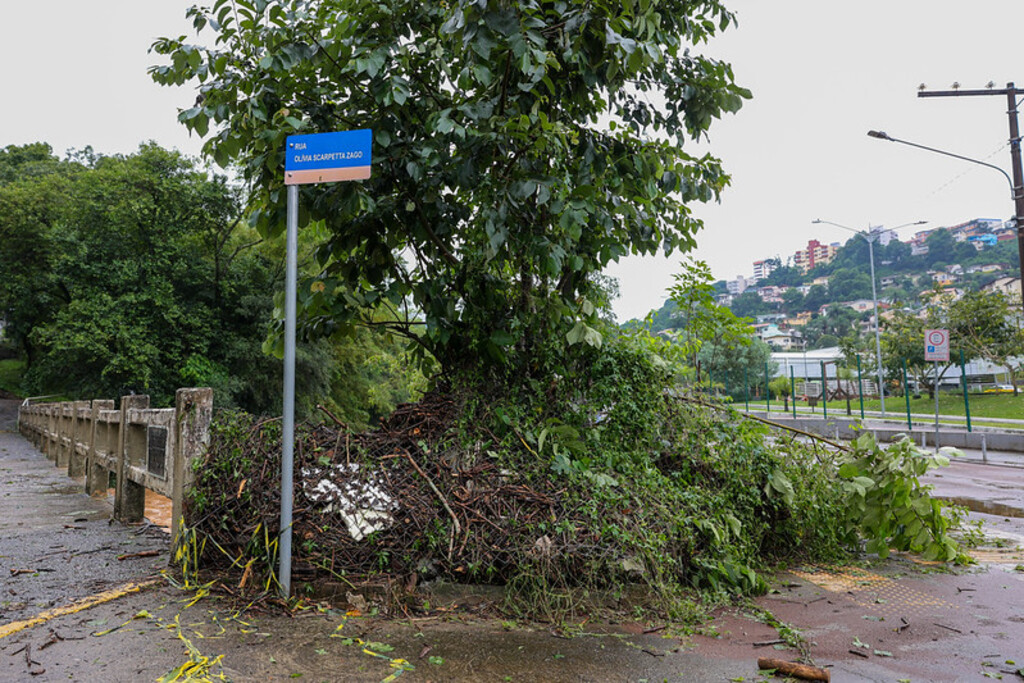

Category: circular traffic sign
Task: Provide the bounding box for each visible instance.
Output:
[928,330,947,345]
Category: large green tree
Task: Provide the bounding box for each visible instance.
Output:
[948,290,1024,395]
[760,264,804,288]
[729,290,770,318]
[802,305,860,349]
[0,144,85,366]
[882,287,1024,398]
[828,268,872,302]
[151,0,749,383]
[0,143,325,409]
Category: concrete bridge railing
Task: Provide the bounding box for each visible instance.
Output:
[17,387,213,551]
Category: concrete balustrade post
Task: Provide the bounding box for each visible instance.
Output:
[57,403,73,469]
[68,400,91,478]
[45,404,57,459]
[114,394,149,523]
[86,400,115,495]
[171,388,213,553]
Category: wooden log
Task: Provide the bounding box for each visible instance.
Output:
[757,657,830,682]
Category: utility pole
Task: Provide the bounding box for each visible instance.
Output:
[918,83,1024,310]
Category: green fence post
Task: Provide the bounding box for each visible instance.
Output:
[744,369,749,411]
[765,362,770,413]
[724,370,730,402]
[960,348,972,432]
[790,366,797,418]
[856,354,865,419]
[902,358,913,430]
[820,360,828,419]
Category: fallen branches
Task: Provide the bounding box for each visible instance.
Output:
[757,657,830,681]
[680,395,851,453]
[117,550,161,561]
[401,448,460,561]
[190,392,562,593]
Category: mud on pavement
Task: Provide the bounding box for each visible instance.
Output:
[4,555,1023,682]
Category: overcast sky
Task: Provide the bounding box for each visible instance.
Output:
[3,1,1023,322]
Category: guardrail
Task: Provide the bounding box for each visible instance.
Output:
[760,404,1024,431]
[17,388,212,551]
[745,410,1024,454]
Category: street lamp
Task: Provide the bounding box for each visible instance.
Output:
[812,218,927,416]
[868,129,1024,311]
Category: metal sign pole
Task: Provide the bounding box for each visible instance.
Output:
[790,366,796,418]
[934,359,940,451]
[856,354,865,419]
[278,128,372,600]
[960,349,972,432]
[902,358,913,430]
[279,184,299,598]
[924,328,949,452]
[820,360,828,419]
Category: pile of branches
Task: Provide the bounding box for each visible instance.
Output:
[187,391,585,592]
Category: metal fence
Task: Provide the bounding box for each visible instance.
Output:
[699,351,1018,432]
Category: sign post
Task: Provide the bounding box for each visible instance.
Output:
[279,130,372,599]
[924,329,950,451]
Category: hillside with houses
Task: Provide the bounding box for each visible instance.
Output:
[704,218,1021,352]
[635,217,1022,395]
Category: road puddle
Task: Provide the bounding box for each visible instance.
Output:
[145,489,172,531]
[945,495,1024,519]
[101,488,172,531]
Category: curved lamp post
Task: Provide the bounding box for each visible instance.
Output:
[812,218,927,416]
[868,129,1024,311]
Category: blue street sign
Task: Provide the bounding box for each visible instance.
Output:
[285,129,372,185]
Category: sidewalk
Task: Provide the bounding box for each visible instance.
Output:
[2,409,1023,682]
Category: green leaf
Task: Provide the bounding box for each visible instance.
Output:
[851,476,875,490]
[838,462,860,478]
[767,470,795,506]
[566,321,587,345]
[490,330,516,347]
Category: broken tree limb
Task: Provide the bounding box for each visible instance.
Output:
[757,657,830,682]
[680,396,851,453]
[116,550,160,561]
[752,638,786,647]
[402,449,461,561]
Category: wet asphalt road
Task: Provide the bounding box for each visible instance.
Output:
[1,399,1023,681]
[0,401,168,629]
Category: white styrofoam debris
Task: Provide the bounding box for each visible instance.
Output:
[301,463,396,541]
